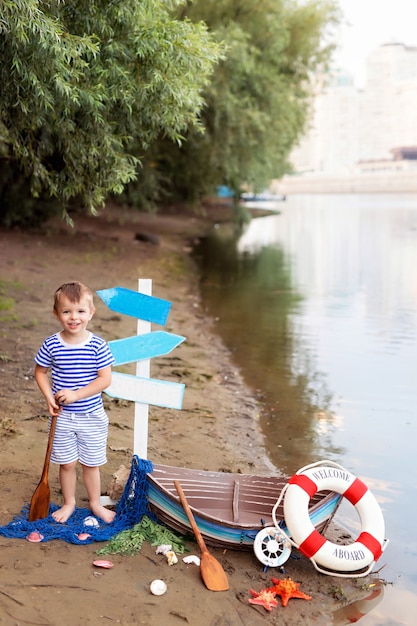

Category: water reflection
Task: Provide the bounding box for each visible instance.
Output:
[194,218,343,471]
[195,194,417,475]
[193,193,417,625]
[330,579,384,625]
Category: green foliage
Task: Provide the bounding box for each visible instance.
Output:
[96,515,187,556]
[0,297,14,312]
[129,0,340,203]
[0,160,58,227]
[0,0,340,222]
[0,0,222,225]
[0,278,20,322]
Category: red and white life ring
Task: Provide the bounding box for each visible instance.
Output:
[283,463,386,573]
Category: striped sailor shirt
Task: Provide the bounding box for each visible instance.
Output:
[34,331,115,413]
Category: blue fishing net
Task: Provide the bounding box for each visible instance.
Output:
[0,455,154,544]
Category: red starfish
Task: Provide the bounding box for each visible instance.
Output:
[248,588,279,611]
[270,577,312,607]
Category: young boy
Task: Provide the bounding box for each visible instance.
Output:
[34,281,116,524]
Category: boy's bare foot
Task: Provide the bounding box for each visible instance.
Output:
[90,503,116,524]
[52,504,75,523]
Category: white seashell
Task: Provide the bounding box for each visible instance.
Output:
[84,516,99,528]
[182,555,201,566]
[150,579,167,596]
[166,550,178,566]
[155,544,172,555]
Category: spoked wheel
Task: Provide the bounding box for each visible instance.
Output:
[253,527,292,568]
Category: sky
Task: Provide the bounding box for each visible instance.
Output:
[332,0,417,87]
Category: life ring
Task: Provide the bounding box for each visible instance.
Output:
[283,463,386,574]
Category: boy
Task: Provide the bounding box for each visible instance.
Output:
[34,281,115,524]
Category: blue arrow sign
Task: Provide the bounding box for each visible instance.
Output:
[105,372,185,409]
[97,287,171,325]
[109,331,186,366]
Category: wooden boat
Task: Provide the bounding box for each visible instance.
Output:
[147,463,341,550]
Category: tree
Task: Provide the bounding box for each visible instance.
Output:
[127,0,340,205]
[0,0,222,226]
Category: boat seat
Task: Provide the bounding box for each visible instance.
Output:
[232,480,239,523]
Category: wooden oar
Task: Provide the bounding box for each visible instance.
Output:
[29,415,57,521]
[174,480,229,592]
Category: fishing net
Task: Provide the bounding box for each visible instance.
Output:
[0,455,155,544]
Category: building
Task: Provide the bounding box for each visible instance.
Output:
[290,43,417,176]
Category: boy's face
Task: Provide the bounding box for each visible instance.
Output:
[53,294,95,337]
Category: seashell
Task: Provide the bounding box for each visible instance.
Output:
[155,544,172,555]
[182,555,201,566]
[92,560,114,569]
[150,579,167,596]
[166,551,178,566]
[77,533,91,541]
[84,516,99,528]
[26,531,44,543]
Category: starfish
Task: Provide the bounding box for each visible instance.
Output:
[270,577,312,607]
[248,588,279,611]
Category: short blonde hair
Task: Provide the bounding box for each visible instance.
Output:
[54,281,94,311]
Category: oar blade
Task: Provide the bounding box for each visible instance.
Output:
[200,552,229,591]
[29,414,57,522]
[174,480,229,592]
[28,482,50,522]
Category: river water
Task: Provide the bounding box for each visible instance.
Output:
[193,193,417,625]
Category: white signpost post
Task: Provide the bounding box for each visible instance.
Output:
[133,278,151,460]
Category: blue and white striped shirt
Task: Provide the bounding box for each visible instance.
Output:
[34,332,115,413]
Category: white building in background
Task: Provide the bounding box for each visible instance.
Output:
[291,43,417,175]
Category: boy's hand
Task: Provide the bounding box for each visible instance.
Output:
[55,389,78,406]
[47,396,62,417]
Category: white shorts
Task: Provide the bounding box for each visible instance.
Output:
[50,409,109,467]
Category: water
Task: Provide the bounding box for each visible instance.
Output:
[194,193,417,625]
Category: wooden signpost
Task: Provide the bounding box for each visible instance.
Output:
[105,372,184,410]
[97,286,171,325]
[108,331,185,366]
[97,280,186,460]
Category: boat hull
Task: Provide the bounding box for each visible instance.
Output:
[147,464,340,550]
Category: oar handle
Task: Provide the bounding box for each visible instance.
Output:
[174,480,207,554]
[40,415,58,481]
